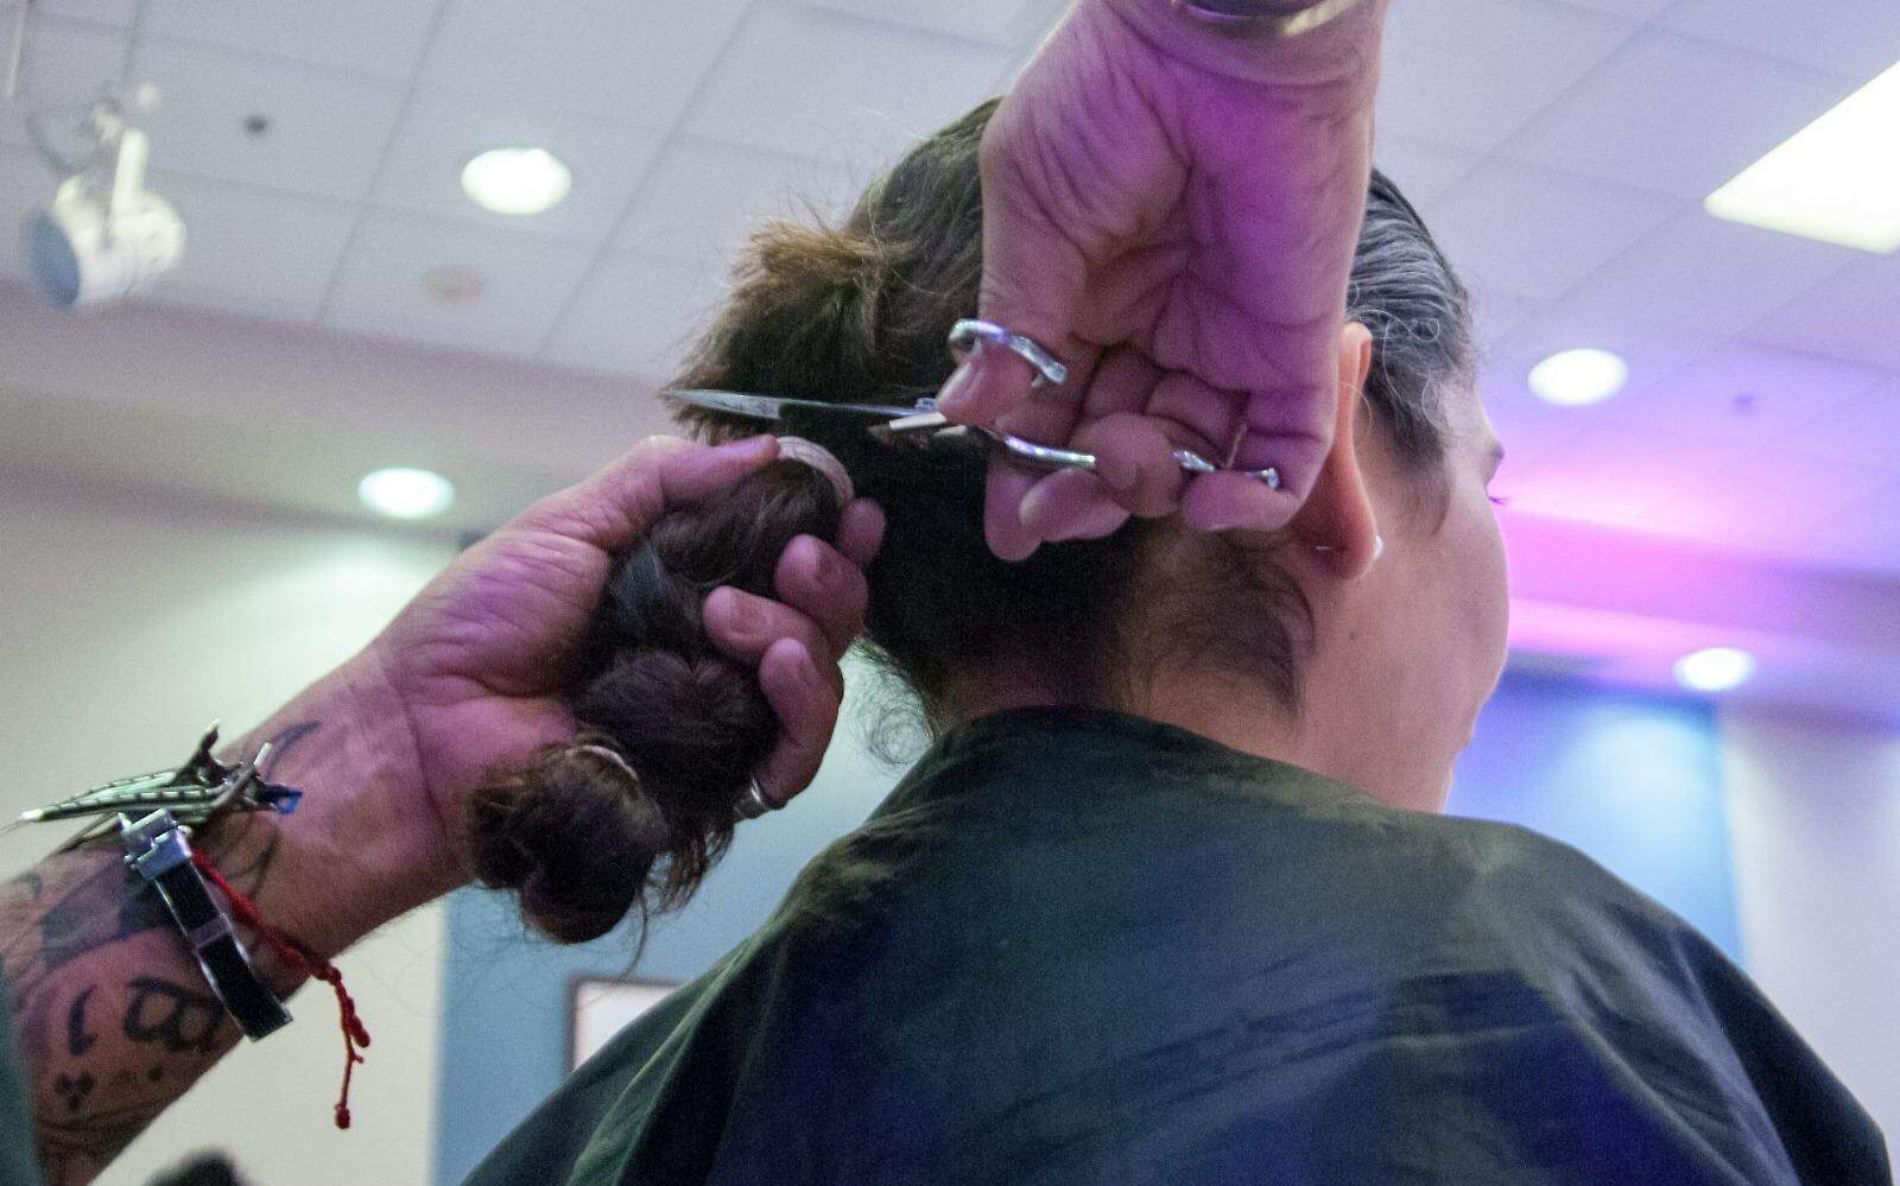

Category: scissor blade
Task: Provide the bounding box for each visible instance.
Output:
[664,389,920,422]
[664,389,796,422]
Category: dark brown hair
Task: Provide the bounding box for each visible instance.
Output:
[469,97,1473,945]
[467,462,842,944]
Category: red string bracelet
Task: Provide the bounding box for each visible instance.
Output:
[190,851,372,1129]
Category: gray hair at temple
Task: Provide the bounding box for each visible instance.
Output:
[1345,169,1475,467]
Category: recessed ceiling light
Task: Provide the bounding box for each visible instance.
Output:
[461,147,571,216]
[1705,60,1900,253]
[359,468,455,520]
[1527,348,1628,407]
[1673,647,1757,694]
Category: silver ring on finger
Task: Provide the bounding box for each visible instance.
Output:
[948,319,1069,388]
[734,777,782,821]
[1174,448,1282,490]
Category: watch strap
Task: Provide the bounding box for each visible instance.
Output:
[122,811,292,1041]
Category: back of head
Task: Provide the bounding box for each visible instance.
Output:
[679,99,1475,719]
[470,97,1475,947]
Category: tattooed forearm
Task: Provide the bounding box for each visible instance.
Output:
[0,694,454,1185]
[0,769,299,1186]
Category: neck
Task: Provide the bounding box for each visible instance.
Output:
[937,661,1072,731]
[1130,672,1304,769]
[946,665,1448,815]
[943,664,1295,763]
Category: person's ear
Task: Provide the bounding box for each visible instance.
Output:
[1289,322,1380,580]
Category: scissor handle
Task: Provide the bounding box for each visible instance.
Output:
[881,413,1280,489]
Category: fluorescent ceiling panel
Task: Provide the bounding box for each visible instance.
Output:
[1705,60,1900,253]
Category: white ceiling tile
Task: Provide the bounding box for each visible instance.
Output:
[11,1,137,28]
[1376,0,1637,154]
[1743,255,1900,371]
[1657,0,1900,83]
[1427,160,1682,301]
[686,5,1014,168]
[1545,0,1674,18]
[374,93,667,246]
[141,0,445,81]
[1374,135,1481,208]
[1498,31,1857,203]
[1479,303,1720,471]
[1558,209,1859,339]
[542,251,728,380]
[1468,292,1544,357]
[1784,374,1900,469]
[0,12,126,151]
[141,170,357,321]
[1610,345,1885,448]
[322,210,595,356]
[130,39,406,201]
[419,0,751,126]
[613,137,860,264]
[795,0,1058,48]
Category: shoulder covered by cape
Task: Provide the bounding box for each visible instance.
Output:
[469,711,1893,1186]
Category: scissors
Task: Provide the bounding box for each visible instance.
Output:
[663,390,1281,488]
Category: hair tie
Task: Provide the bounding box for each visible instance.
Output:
[775,436,854,504]
[577,744,638,783]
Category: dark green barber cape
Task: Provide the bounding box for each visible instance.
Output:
[467,708,1890,1186]
[0,993,40,1186]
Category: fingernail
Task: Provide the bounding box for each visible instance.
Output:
[1047,499,1129,542]
[806,541,843,588]
[715,435,776,460]
[936,361,979,418]
[707,587,752,634]
[1197,502,1275,533]
[1097,454,1137,493]
[796,644,825,690]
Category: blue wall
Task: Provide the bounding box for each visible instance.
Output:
[1448,672,1741,959]
[433,671,1742,1184]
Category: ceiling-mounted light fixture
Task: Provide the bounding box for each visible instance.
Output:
[1528,348,1629,407]
[461,147,571,216]
[359,468,456,520]
[1673,647,1757,694]
[1706,60,1900,254]
[22,102,187,307]
[9,4,184,307]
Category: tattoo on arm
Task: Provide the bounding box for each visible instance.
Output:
[64,989,96,1059]
[121,977,224,1057]
[261,722,320,767]
[0,721,314,1186]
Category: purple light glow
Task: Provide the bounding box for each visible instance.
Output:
[1499,509,1900,723]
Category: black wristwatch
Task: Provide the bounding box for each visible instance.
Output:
[1170,0,1367,38]
[121,811,292,1041]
